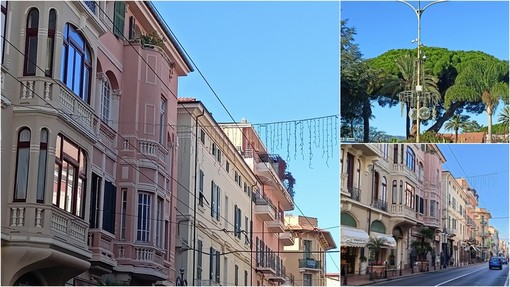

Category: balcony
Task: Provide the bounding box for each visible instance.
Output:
[194,279,220,286]
[267,264,286,283]
[279,232,295,246]
[391,163,418,183]
[355,144,381,157]
[423,216,441,228]
[253,194,277,222]
[16,77,99,141]
[299,258,322,272]
[266,217,285,233]
[372,199,387,212]
[347,186,361,201]
[115,243,168,281]
[445,228,456,237]
[255,262,276,275]
[88,229,117,270]
[389,204,417,223]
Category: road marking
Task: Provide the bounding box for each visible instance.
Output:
[434,267,485,286]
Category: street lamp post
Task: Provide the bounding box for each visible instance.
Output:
[398,0,446,142]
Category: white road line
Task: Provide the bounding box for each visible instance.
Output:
[434,267,485,287]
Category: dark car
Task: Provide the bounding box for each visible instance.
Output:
[500,257,508,265]
[489,257,503,270]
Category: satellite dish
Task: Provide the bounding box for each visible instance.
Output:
[419,107,431,120]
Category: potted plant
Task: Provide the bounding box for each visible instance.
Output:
[360,256,368,275]
[140,31,164,48]
[367,236,389,278]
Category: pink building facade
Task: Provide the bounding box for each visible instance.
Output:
[1,1,192,285]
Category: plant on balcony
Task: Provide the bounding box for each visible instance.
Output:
[283,171,295,198]
[367,236,388,265]
[410,227,434,271]
[140,31,164,48]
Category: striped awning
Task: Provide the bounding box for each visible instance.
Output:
[341,226,370,247]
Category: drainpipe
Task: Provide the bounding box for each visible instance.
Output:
[250,183,257,286]
[192,109,205,284]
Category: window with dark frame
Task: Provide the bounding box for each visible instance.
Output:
[102,180,116,234]
[60,23,92,103]
[23,8,38,76]
[113,1,125,37]
[36,128,48,202]
[14,128,31,201]
[45,9,56,77]
[137,192,151,242]
[198,169,204,207]
[52,134,87,218]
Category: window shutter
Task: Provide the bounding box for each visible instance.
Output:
[113,1,125,38]
[209,247,214,280]
[215,250,220,283]
[216,186,220,220]
[211,181,215,217]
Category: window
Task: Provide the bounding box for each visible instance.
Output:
[159,98,167,144]
[197,239,203,281]
[137,192,152,242]
[200,128,205,144]
[235,264,239,286]
[198,169,204,207]
[405,183,414,209]
[245,216,250,244]
[211,181,220,220]
[393,145,398,164]
[303,274,312,286]
[113,1,125,37]
[45,9,56,77]
[382,144,388,160]
[100,77,111,123]
[399,181,403,204]
[391,180,397,204]
[303,239,312,259]
[217,149,221,162]
[89,173,100,228]
[209,247,220,283]
[406,146,415,171]
[52,134,87,217]
[14,128,31,201]
[102,180,116,234]
[234,205,242,239]
[226,161,230,172]
[61,23,92,103]
[1,0,7,64]
[120,188,127,239]
[430,200,436,217]
[244,270,248,286]
[346,152,354,187]
[419,196,424,214]
[418,162,424,182]
[36,128,48,202]
[211,142,217,157]
[381,176,387,202]
[156,197,163,247]
[128,16,136,40]
[23,8,39,76]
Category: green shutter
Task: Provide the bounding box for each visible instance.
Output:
[113,1,125,38]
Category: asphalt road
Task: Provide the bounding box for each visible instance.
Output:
[373,263,509,286]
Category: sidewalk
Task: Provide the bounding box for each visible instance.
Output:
[340,263,484,286]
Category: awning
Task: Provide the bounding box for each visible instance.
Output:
[341,226,370,247]
[372,232,397,249]
[470,245,480,252]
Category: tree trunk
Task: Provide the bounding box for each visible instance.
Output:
[487,112,493,143]
[454,127,458,143]
[363,99,371,143]
[427,101,465,133]
[406,104,410,139]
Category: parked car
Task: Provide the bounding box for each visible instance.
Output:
[489,257,503,270]
[500,257,508,265]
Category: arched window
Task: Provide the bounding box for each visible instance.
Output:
[23,8,39,76]
[36,128,48,202]
[100,76,111,122]
[45,9,56,77]
[60,23,92,103]
[399,180,403,204]
[14,128,31,201]
[356,159,361,188]
[392,180,397,204]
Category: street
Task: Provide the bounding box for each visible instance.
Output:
[373,263,509,286]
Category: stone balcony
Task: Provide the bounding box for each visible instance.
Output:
[115,243,168,282]
[389,204,417,224]
[391,163,418,184]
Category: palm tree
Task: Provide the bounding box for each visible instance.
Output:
[498,105,509,131]
[444,114,471,143]
[445,60,508,143]
[378,54,440,139]
[410,228,434,270]
[366,236,389,264]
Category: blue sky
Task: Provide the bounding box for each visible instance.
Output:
[438,144,509,245]
[341,0,509,137]
[153,1,340,274]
